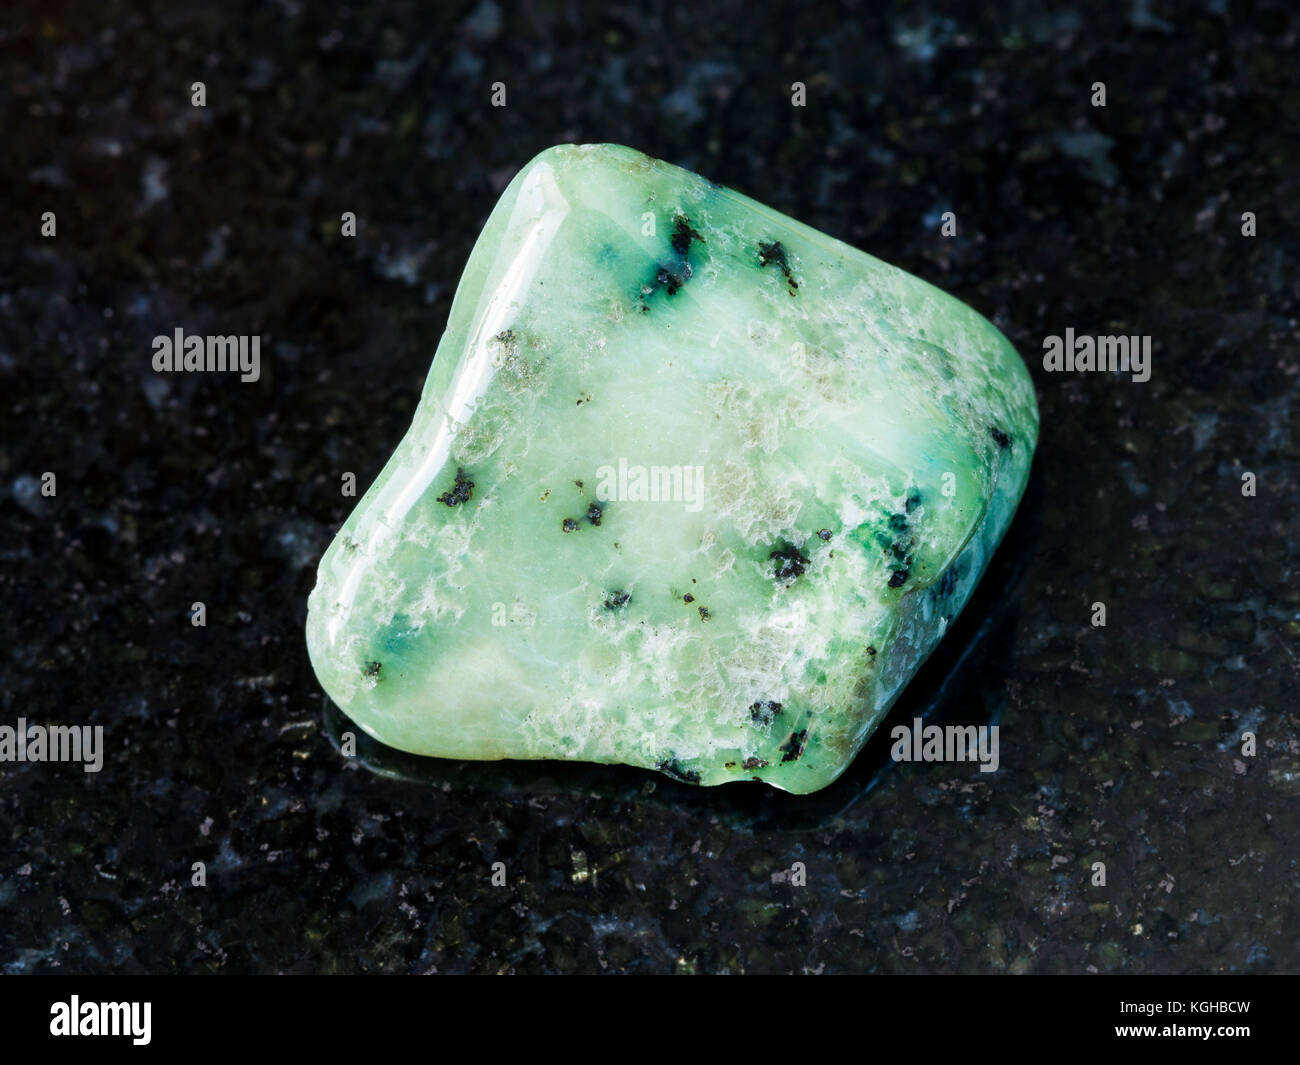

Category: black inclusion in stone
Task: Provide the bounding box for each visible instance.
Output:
[656,265,688,295]
[881,504,918,585]
[562,518,579,533]
[657,758,701,784]
[749,700,783,728]
[639,214,701,311]
[436,467,474,507]
[990,426,1011,449]
[931,563,961,600]
[779,729,808,763]
[603,590,630,610]
[770,543,811,583]
[758,240,798,294]
[671,214,703,256]
[640,264,690,309]
[586,502,603,526]
[757,241,786,268]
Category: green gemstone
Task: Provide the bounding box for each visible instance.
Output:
[306,143,1038,794]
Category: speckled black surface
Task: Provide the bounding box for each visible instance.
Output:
[3,0,1297,974]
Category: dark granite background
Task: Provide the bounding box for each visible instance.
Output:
[2,0,1297,974]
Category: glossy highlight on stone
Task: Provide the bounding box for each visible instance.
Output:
[306,143,1039,794]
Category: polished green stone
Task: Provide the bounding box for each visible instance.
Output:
[306,143,1038,794]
